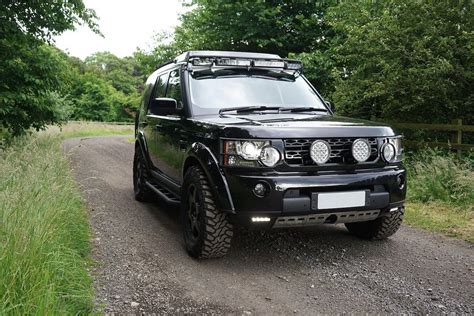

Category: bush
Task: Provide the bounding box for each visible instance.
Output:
[406,149,474,205]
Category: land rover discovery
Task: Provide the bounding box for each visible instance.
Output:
[133,51,406,258]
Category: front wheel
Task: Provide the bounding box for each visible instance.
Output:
[345,207,404,240]
[182,166,233,258]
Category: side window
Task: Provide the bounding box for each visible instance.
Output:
[154,73,169,99]
[148,72,169,113]
[166,69,183,108]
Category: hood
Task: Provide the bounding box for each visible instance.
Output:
[191,113,396,138]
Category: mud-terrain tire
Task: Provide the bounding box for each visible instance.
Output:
[182,166,233,258]
[133,148,152,202]
[345,207,404,240]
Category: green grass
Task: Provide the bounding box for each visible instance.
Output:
[405,202,473,243]
[0,122,133,314]
[404,148,474,242]
[46,121,134,139]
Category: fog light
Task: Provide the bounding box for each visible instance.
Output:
[251,217,271,222]
[253,183,267,197]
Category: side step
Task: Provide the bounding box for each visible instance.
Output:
[145,181,180,205]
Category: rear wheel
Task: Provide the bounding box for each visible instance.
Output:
[345,207,404,240]
[182,166,233,258]
[133,148,152,202]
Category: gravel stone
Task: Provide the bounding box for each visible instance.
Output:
[63,136,474,314]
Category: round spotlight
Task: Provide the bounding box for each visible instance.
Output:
[253,183,267,197]
[352,139,371,162]
[260,146,281,167]
[310,140,331,164]
[382,143,396,162]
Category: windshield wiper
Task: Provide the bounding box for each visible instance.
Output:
[278,107,328,113]
[219,106,281,115]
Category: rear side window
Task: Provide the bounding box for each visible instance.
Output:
[166,69,182,108]
[148,72,169,112]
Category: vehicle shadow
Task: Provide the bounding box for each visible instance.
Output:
[138,194,400,267]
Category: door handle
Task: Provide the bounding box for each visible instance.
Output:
[153,124,163,131]
[141,122,148,127]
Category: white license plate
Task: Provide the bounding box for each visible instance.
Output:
[317,191,366,210]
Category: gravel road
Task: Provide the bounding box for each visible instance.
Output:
[63,136,473,314]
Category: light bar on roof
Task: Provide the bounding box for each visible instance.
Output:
[253,60,285,68]
[286,61,302,70]
[216,58,251,67]
[189,56,303,71]
[192,58,213,66]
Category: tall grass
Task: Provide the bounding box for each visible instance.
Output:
[406,148,474,205]
[0,133,93,314]
[404,148,473,242]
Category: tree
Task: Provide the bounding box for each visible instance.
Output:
[84,52,141,95]
[133,32,182,81]
[328,1,474,124]
[0,0,98,135]
[174,0,336,57]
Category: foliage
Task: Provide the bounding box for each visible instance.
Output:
[0,0,98,135]
[133,32,181,80]
[1,0,98,41]
[403,147,473,242]
[174,0,336,57]
[328,1,474,123]
[0,133,93,314]
[67,52,142,122]
[405,148,474,205]
[0,41,73,135]
[405,202,473,243]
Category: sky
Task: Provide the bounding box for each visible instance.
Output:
[55,0,185,60]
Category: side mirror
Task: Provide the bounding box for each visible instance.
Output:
[325,101,335,113]
[149,97,179,115]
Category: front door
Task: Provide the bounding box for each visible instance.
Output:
[146,72,168,170]
[151,68,186,186]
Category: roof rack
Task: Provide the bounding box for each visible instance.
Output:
[156,51,303,72]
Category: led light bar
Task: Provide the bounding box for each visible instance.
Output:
[286,62,302,70]
[189,56,303,71]
[251,217,271,222]
[253,60,285,68]
[216,58,251,67]
[191,58,213,66]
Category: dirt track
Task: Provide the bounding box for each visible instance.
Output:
[63,136,473,314]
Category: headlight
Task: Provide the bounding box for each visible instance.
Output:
[236,141,261,160]
[382,143,396,162]
[310,140,330,164]
[260,146,281,167]
[382,137,403,163]
[352,139,371,162]
[223,140,281,167]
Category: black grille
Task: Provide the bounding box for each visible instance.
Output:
[284,138,379,165]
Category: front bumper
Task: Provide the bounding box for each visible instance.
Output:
[224,166,406,228]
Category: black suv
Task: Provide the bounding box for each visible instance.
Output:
[134,51,406,258]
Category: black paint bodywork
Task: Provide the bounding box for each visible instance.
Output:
[135,51,406,227]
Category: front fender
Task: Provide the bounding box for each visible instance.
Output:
[184,142,235,213]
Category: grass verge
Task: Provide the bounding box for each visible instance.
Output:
[405,202,473,243]
[0,122,133,314]
[404,148,473,243]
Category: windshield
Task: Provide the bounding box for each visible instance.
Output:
[188,69,327,115]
